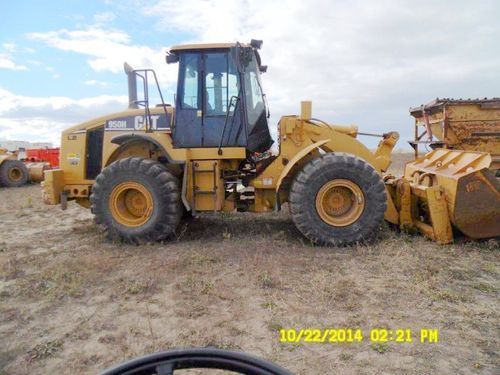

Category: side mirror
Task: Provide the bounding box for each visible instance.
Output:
[166,53,179,64]
[250,39,263,49]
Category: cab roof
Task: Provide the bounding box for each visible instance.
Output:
[169,42,250,53]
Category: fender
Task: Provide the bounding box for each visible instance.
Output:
[109,133,183,165]
[275,139,329,192]
[109,133,189,211]
[0,154,11,165]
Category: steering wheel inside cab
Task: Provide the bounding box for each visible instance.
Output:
[99,348,293,375]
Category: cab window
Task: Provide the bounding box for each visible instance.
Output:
[204,52,239,115]
[181,53,199,109]
[243,55,265,127]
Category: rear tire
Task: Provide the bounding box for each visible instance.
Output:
[90,157,182,242]
[0,160,29,187]
[289,153,386,246]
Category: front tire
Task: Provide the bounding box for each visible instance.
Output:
[289,153,387,246]
[90,157,182,242]
[0,160,29,187]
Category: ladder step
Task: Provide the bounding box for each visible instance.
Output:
[194,190,216,194]
[194,169,215,173]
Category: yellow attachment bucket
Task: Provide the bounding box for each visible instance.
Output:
[405,148,499,240]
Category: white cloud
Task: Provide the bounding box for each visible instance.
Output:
[27,27,177,87]
[2,43,16,52]
[141,0,500,147]
[0,43,29,71]
[0,88,127,145]
[83,79,109,87]
[0,54,28,71]
[1,43,35,54]
[93,11,116,24]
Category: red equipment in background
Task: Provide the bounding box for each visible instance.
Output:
[25,148,60,168]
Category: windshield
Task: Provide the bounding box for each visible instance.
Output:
[243,52,266,127]
[204,52,239,115]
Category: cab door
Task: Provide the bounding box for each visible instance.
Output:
[173,52,202,148]
[173,50,246,149]
[202,51,245,147]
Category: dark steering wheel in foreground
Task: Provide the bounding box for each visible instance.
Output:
[99,348,293,375]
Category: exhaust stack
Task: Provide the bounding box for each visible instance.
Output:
[124,62,138,109]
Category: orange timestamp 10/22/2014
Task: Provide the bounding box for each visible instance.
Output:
[278,328,439,344]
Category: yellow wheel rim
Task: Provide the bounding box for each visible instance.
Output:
[109,182,153,227]
[315,179,365,227]
[8,167,23,182]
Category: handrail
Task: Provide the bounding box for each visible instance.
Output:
[217,95,240,155]
[129,67,169,133]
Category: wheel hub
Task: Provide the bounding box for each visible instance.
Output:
[109,182,153,227]
[8,167,23,182]
[315,179,365,227]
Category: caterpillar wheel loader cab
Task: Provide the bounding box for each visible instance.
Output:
[43,40,400,245]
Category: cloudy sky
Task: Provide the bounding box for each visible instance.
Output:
[0,0,499,148]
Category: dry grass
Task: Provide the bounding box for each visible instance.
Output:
[0,181,499,374]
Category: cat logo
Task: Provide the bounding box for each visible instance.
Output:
[134,115,161,130]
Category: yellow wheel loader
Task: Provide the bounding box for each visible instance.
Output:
[43,40,402,245]
[0,148,29,187]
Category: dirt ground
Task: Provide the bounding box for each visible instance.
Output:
[0,155,499,374]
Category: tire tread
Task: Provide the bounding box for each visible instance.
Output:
[289,153,386,246]
[90,157,182,243]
